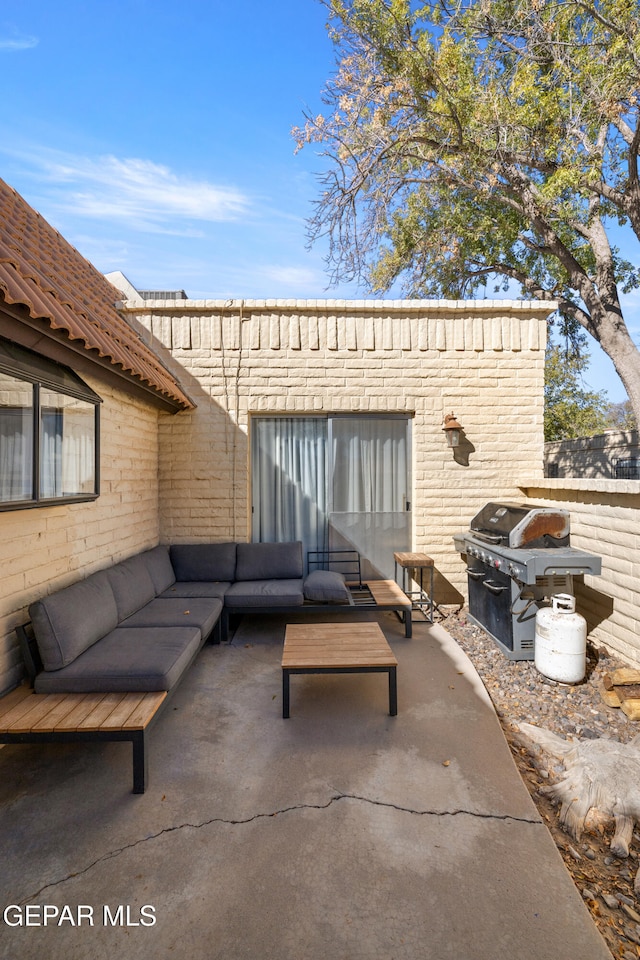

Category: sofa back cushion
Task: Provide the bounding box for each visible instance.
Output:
[29,570,119,671]
[235,541,303,581]
[142,545,176,594]
[107,554,157,620]
[170,543,237,582]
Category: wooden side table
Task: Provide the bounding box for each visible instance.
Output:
[393,552,435,623]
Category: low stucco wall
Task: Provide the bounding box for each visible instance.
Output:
[520,479,640,666]
[0,377,161,692]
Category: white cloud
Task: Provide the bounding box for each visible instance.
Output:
[259,265,319,287]
[3,146,250,232]
[56,155,249,227]
[67,234,133,269]
[0,141,346,300]
[0,31,38,51]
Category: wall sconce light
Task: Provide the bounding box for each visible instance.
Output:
[442,412,463,448]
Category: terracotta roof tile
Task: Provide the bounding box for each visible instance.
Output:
[0,178,194,410]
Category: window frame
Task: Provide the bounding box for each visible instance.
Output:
[0,338,101,511]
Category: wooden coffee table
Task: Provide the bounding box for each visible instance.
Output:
[282,622,398,718]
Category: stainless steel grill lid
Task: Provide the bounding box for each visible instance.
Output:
[469,502,570,548]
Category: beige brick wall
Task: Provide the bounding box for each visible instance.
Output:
[0,376,160,692]
[123,299,550,603]
[520,480,640,665]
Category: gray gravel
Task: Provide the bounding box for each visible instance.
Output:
[439,610,635,744]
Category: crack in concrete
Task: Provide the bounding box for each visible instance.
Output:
[20,792,541,905]
[337,791,541,825]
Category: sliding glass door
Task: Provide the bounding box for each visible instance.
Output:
[251,415,411,578]
[328,416,410,579]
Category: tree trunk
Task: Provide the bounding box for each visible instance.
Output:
[592,316,640,426]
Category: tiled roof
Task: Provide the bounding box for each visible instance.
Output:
[0,178,194,410]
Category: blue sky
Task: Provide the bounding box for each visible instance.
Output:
[0,0,338,297]
[0,0,634,402]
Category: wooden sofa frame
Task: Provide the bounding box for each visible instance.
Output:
[0,623,201,794]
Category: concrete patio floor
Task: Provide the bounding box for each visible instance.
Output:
[0,612,611,960]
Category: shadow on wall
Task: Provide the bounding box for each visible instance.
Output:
[129,317,250,543]
[432,567,465,607]
[574,579,615,636]
[452,436,475,467]
[123,317,477,592]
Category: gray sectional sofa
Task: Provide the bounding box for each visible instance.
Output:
[24,540,357,695]
[11,540,411,792]
[176,540,354,643]
[27,545,222,694]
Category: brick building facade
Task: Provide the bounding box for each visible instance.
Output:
[122,296,549,599]
[1,292,552,691]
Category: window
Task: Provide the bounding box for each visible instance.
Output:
[614,457,640,480]
[0,338,100,510]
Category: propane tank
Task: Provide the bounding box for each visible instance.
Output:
[534,594,587,684]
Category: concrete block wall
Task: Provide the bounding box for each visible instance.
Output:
[520,479,640,665]
[0,376,160,692]
[545,430,640,479]
[123,298,551,602]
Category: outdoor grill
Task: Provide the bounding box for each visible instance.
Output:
[453,502,602,660]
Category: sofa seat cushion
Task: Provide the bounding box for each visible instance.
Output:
[29,570,119,671]
[303,570,350,603]
[170,543,237,582]
[33,626,203,694]
[121,598,222,641]
[224,579,304,608]
[142,544,176,594]
[107,554,157,620]
[234,542,303,581]
[159,581,231,600]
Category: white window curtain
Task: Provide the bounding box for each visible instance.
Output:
[251,417,328,555]
[251,415,411,578]
[40,409,62,498]
[0,374,33,502]
[331,417,408,513]
[40,392,95,498]
[329,417,410,578]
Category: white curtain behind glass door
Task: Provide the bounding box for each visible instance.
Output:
[251,415,410,579]
[251,417,328,554]
[329,417,410,578]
